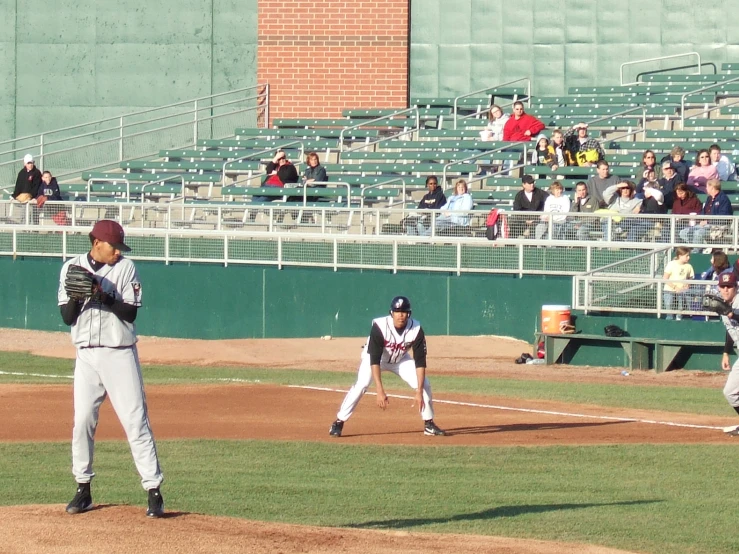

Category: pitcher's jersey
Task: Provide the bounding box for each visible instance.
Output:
[58,255,143,348]
[721,296,739,347]
[363,315,427,366]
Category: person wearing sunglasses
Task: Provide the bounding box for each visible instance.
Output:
[687,149,719,193]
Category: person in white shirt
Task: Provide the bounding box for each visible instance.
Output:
[534,182,571,240]
[710,144,736,181]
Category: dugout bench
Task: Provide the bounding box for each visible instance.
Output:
[540,333,723,372]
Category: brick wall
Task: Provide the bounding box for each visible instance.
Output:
[257,0,408,123]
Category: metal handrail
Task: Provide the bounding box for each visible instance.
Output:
[680,75,739,125]
[86,178,130,202]
[683,97,739,123]
[360,178,407,210]
[140,175,186,204]
[0,85,267,150]
[453,78,531,129]
[338,107,420,153]
[621,52,701,85]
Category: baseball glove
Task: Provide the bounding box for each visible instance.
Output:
[64,265,97,300]
[702,294,733,316]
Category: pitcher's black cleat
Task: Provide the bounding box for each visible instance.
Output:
[146,487,164,518]
[329,419,344,437]
[66,482,93,514]
[424,419,446,436]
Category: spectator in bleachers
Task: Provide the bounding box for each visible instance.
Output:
[662,247,695,320]
[657,161,681,208]
[601,181,642,240]
[502,101,545,142]
[530,134,557,176]
[565,181,598,240]
[38,170,62,202]
[625,182,667,242]
[550,129,568,170]
[13,154,42,202]
[534,181,570,240]
[637,150,658,185]
[419,179,473,236]
[482,104,508,141]
[404,176,446,236]
[661,146,690,184]
[671,183,703,240]
[709,144,736,181]
[586,160,619,208]
[256,150,299,201]
[693,250,732,320]
[563,123,605,167]
[679,179,733,248]
[303,152,328,199]
[511,175,549,238]
[700,250,730,281]
[687,149,719,193]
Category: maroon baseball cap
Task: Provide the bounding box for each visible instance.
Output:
[90,220,131,252]
[719,272,737,288]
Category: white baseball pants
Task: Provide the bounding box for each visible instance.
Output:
[72,345,163,490]
[337,354,435,422]
[723,357,739,408]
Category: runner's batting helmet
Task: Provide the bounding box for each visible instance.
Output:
[389,296,412,314]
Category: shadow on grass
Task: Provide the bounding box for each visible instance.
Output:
[446,420,629,436]
[345,500,662,529]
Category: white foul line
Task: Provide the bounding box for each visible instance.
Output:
[289,385,724,432]
[0,370,73,380]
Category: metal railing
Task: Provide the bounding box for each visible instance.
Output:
[621,52,702,86]
[453,78,531,129]
[338,107,420,153]
[680,75,739,125]
[0,85,268,188]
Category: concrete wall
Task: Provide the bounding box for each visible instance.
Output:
[0,0,258,141]
[410,0,739,98]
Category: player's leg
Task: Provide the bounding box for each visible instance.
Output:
[99,346,163,492]
[71,348,107,486]
[67,348,107,513]
[392,358,435,421]
[335,354,374,423]
[722,358,739,435]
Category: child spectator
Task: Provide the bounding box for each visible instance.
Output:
[661,146,690,184]
[709,144,736,181]
[663,247,695,320]
[531,135,557,167]
[534,181,570,240]
[549,129,567,170]
[38,171,62,203]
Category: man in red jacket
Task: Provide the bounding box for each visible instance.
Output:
[502,102,545,142]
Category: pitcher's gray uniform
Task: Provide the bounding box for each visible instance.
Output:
[58,220,163,516]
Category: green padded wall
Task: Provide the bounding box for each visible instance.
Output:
[0,258,569,341]
[410,0,739,98]
[0,0,257,141]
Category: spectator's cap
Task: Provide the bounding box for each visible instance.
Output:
[719,272,737,288]
[522,175,535,185]
[90,219,131,252]
[23,154,34,164]
[662,161,676,171]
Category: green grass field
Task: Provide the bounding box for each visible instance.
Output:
[1,351,737,553]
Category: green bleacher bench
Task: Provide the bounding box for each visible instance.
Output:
[272,118,414,129]
[648,130,739,140]
[531,96,644,106]
[234,128,380,139]
[569,84,724,96]
[531,165,639,178]
[723,63,739,72]
[160,148,302,161]
[384,139,522,151]
[411,89,527,106]
[321,162,479,174]
[721,107,739,115]
[542,333,651,370]
[339,150,521,162]
[454,116,644,129]
[682,118,739,129]
[122,160,261,172]
[197,138,338,150]
[529,105,678,117]
[342,108,452,118]
[644,74,739,83]
[606,140,739,151]
[339,175,430,187]
[82,171,222,183]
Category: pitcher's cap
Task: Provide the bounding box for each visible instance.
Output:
[719,272,737,288]
[90,220,130,252]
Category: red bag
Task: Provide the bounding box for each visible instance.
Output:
[485,209,508,240]
[264,174,283,187]
[52,211,70,226]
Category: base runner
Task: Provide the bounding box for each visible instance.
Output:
[329,296,446,437]
[58,220,164,517]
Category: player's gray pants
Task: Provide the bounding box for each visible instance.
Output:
[72,345,163,490]
[336,354,434,422]
[723,357,739,408]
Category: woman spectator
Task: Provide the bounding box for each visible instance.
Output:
[601,181,642,240]
[419,179,473,236]
[671,183,703,241]
[635,150,658,192]
[303,152,328,200]
[482,104,508,141]
[687,149,719,193]
[534,181,570,240]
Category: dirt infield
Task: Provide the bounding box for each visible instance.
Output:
[0,328,729,553]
